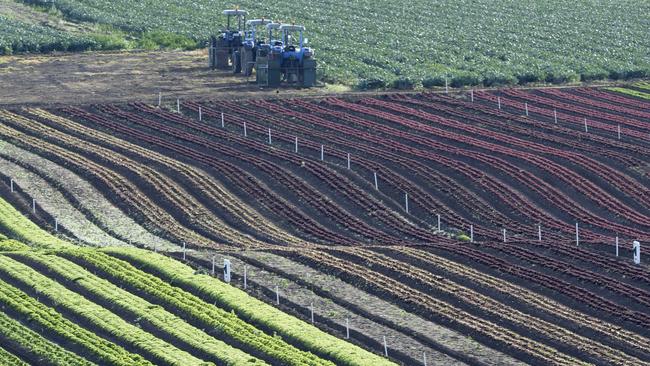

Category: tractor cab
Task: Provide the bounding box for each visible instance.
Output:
[209,9,248,70]
[255,24,316,88]
[237,18,273,75]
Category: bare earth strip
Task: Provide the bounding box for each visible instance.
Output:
[232,250,524,366]
[0,140,177,250]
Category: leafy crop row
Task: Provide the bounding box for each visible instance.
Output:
[0,196,70,248]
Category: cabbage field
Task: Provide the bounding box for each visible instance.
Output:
[4,0,650,88]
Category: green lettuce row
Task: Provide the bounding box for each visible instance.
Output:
[634,82,650,92]
[606,87,650,100]
[0,196,71,248]
[0,239,30,252]
[0,345,29,366]
[62,249,335,366]
[104,248,397,366]
[13,251,262,365]
[0,274,152,366]
[0,311,94,366]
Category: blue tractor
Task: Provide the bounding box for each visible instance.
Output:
[237,18,274,76]
[209,9,248,71]
[255,24,317,88]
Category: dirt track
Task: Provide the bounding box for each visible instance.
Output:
[0,49,337,107]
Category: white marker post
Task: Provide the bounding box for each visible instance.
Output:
[404,192,409,213]
[470,90,474,102]
[198,106,202,121]
[309,302,314,324]
[575,222,579,246]
[55,219,58,232]
[470,225,474,243]
[158,92,162,107]
[633,241,641,265]
[221,112,225,128]
[503,228,507,243]
[243,265,248,289]
[445,77,448,94]
[347,153,351,169]
[211,256,216,275]
[437,214,441,232]
[10,179,14,192]
[310,302,314,324]
[617,125,621,140]
[182,242,186,260]
[223,259,231,283]
[295,137,298,153]
[243,122,247,137]
[320,145,324,161]
[497,97,501,110]
[345,318,350,339]
[538,225,542,241]
[554,109,558,124]
[584,118,588,132]
[423,353,427,366]
[268,128,272,144]
[383,336,388,357]
[177,98,180,113]
[525,102,529,116]
[275,285,280,305]
[374,172,379,190]
[615,236,619,257]
[32,198,36,213]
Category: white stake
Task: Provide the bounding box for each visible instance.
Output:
[497,97,501,110]
[310,302,314,324]
[295,136,298,153]
[383,336,388,357]
[373,172,379,190]
[182,242,186,260]
[423,352,427,366]
[538,225,542,241]
[243,122,247,137]
[345,318,350,339]
[617,125,621,140]
[10,179,14,192]
[177,98,180,113]
[268,128,272,144]
[320,145,324,161]
[615,236,619,257]
[437,214,441,231]
[211,256,216,275]
[503,228,507,243]
[198,106,202,121]
[470,90,474,102]
[32,198,36,213]
[554,109,558,124]
[244,265,248,289]
[575,222,579,246]
[405,192,409,213]
[158,92,162,107]
[445,77,448,94]
[470,225,474,243]
[347,153,351,169]
[633,241,641,265]
[55,218,58,232]
[221,112,225,128]
[525,102,529,116]
[275,285,280,305]
[584,118,588,132]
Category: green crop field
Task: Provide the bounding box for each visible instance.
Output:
[2,0,649,88]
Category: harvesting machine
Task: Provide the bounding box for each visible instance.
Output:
[255,24,317,88]
[237,18,274,76]
[208,9,248,70]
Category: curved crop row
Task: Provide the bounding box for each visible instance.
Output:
[0,195,71,248]
[330,247,646,365]
[0,346,28,366]
[0,112,208,246]
[576,88,650,109]
[0,311,94,366]
[60,249,339,366]
[538,88,650,120]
